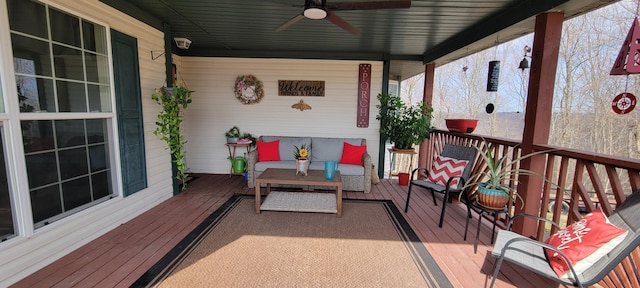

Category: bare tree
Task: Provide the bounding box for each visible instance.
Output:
[426,0,640,159]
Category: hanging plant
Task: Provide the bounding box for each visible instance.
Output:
[234,74,264,104]
[151,84,193,190]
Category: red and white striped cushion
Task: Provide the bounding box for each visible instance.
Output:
[427,155,469,189]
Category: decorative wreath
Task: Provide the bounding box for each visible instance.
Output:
[234,74,264,105]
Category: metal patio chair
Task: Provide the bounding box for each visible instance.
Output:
[404,144,477,227]
[489,190,640,288]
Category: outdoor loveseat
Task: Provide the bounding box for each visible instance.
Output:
[247,136,372,192]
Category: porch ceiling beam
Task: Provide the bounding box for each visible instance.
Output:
[421,0,569,64]
[176,49,422,62]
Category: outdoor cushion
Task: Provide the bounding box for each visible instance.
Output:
[426,155,468,189]
[544,208,628,278]
[262,136,312,161]
[257,140,280,162]
[255,160,296,172]
[340,142,366,165]
[311,137,363,163]
[307,162,364,176]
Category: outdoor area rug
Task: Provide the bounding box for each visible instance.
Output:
[131,194,453,288]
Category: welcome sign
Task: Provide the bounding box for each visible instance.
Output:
[278,80,325,96]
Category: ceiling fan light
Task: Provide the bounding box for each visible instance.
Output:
[304,0,327,19]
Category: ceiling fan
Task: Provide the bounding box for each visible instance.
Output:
[275,0,411,35]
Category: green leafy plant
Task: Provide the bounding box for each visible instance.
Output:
[225,126,241,138]
[240,132,257,147]
[151,84,193,190]
[461,140,559,207]
[376,93,433,150]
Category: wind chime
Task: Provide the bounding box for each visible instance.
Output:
[485,40,500,114]
[609,10,640,114]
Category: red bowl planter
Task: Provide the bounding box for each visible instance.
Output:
[445,119,478,133]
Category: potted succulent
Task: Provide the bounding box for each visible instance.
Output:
[376,93,434,151]
[225,126,241,143]
[461,140,558,209]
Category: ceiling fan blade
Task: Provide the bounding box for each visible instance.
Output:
[275,14,305,31]
[328,1,411,11]
[325,12,361,35]
[265,0,304,8]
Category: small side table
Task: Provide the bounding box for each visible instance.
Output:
[225,143,251,177]
[464,199,509,253]
[387,148,417,178]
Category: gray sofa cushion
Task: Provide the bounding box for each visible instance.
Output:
[261,136,312,161]
[311,137,364,162]
[255,160,296,172]
[308,162,364,176]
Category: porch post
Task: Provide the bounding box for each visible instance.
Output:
[512,12,564,236]
[418,63,436,171]
[162,22,181,195]
[378,59,391,179]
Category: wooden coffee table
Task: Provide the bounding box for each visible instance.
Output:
[255,168,343,217]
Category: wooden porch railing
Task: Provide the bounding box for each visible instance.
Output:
[424,130,640,287]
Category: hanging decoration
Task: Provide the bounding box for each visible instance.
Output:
[485,103,495,114]
[234,75,264,104]
[486,36,501,92]
[610,10,640,114]
[610,17,640,75]
[291,99,312,111]
[486,60,500,92]
[611,93,637,114]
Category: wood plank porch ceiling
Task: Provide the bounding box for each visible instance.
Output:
[99,0,619,80]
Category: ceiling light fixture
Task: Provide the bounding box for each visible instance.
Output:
[174,37,192,49]
[303,0,327,20]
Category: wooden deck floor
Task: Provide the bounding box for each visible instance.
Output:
[11,174,557,287]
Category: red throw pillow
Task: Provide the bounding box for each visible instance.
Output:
[339,142,366,165]
[544,208,628,278]
[426,155,468,189]
[256,140,280,162]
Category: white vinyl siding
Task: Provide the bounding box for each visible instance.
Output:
[180,57,383,174]
[0,0,173,286]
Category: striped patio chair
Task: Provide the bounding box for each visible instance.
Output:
[404,144,477,228]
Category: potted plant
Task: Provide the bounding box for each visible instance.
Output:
[376,93,434,151]
[151,83,194,191]
[225,126,241,143]
[239,132,257,147]
[461,140,558,209]
[293,144,310,176]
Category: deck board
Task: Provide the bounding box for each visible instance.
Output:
[10,174,557,287]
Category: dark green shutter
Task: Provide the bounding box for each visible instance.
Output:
[111,29,147,196]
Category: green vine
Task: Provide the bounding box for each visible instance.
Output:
[151,84,193,190]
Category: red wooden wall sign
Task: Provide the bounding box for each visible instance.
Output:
[357,64,371,128]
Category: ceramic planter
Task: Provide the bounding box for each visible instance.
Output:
[477,182,510,209]
[296,158,308,176]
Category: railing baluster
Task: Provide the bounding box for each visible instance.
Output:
[427,129,640,234]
